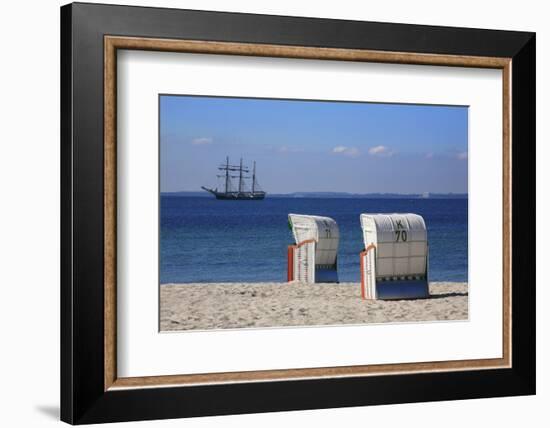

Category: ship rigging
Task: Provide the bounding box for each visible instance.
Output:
[201,157,266,200]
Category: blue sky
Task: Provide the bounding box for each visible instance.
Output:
[160,95,468,194]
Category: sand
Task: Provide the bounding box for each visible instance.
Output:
[160,281,468,331]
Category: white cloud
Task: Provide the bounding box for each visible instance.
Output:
[191,137,213,145]
[368,145,394,157]
[332,146,360,157]
[456,151,468,160]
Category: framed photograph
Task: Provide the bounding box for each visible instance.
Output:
[60,2,535,424]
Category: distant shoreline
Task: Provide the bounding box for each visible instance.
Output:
[161,191,468,199]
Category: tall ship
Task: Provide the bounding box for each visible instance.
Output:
[201,157,266,200]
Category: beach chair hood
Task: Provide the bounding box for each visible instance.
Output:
[359,213,429,299]
[287,214,339,283]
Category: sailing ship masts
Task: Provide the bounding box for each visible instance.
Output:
[225,156,229,193]
[202,156,265,199]
[238,158,244,193]
[252,161,256,193]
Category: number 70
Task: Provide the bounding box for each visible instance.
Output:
[395,230,408,242]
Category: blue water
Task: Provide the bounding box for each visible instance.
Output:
[160,196,468,283]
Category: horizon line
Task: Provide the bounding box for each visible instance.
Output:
[161,190,468,196]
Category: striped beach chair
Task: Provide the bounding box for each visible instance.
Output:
[287,214,339,283]
[360,213,429,300]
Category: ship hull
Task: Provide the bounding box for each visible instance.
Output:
[214,193,265,200]
[201,187,266,200]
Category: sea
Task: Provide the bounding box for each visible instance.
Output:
[160,196,468,284]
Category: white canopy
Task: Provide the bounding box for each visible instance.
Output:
[288,214,339,266]
[360,213,428,279]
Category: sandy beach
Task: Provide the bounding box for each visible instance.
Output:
[160,281,468,331]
